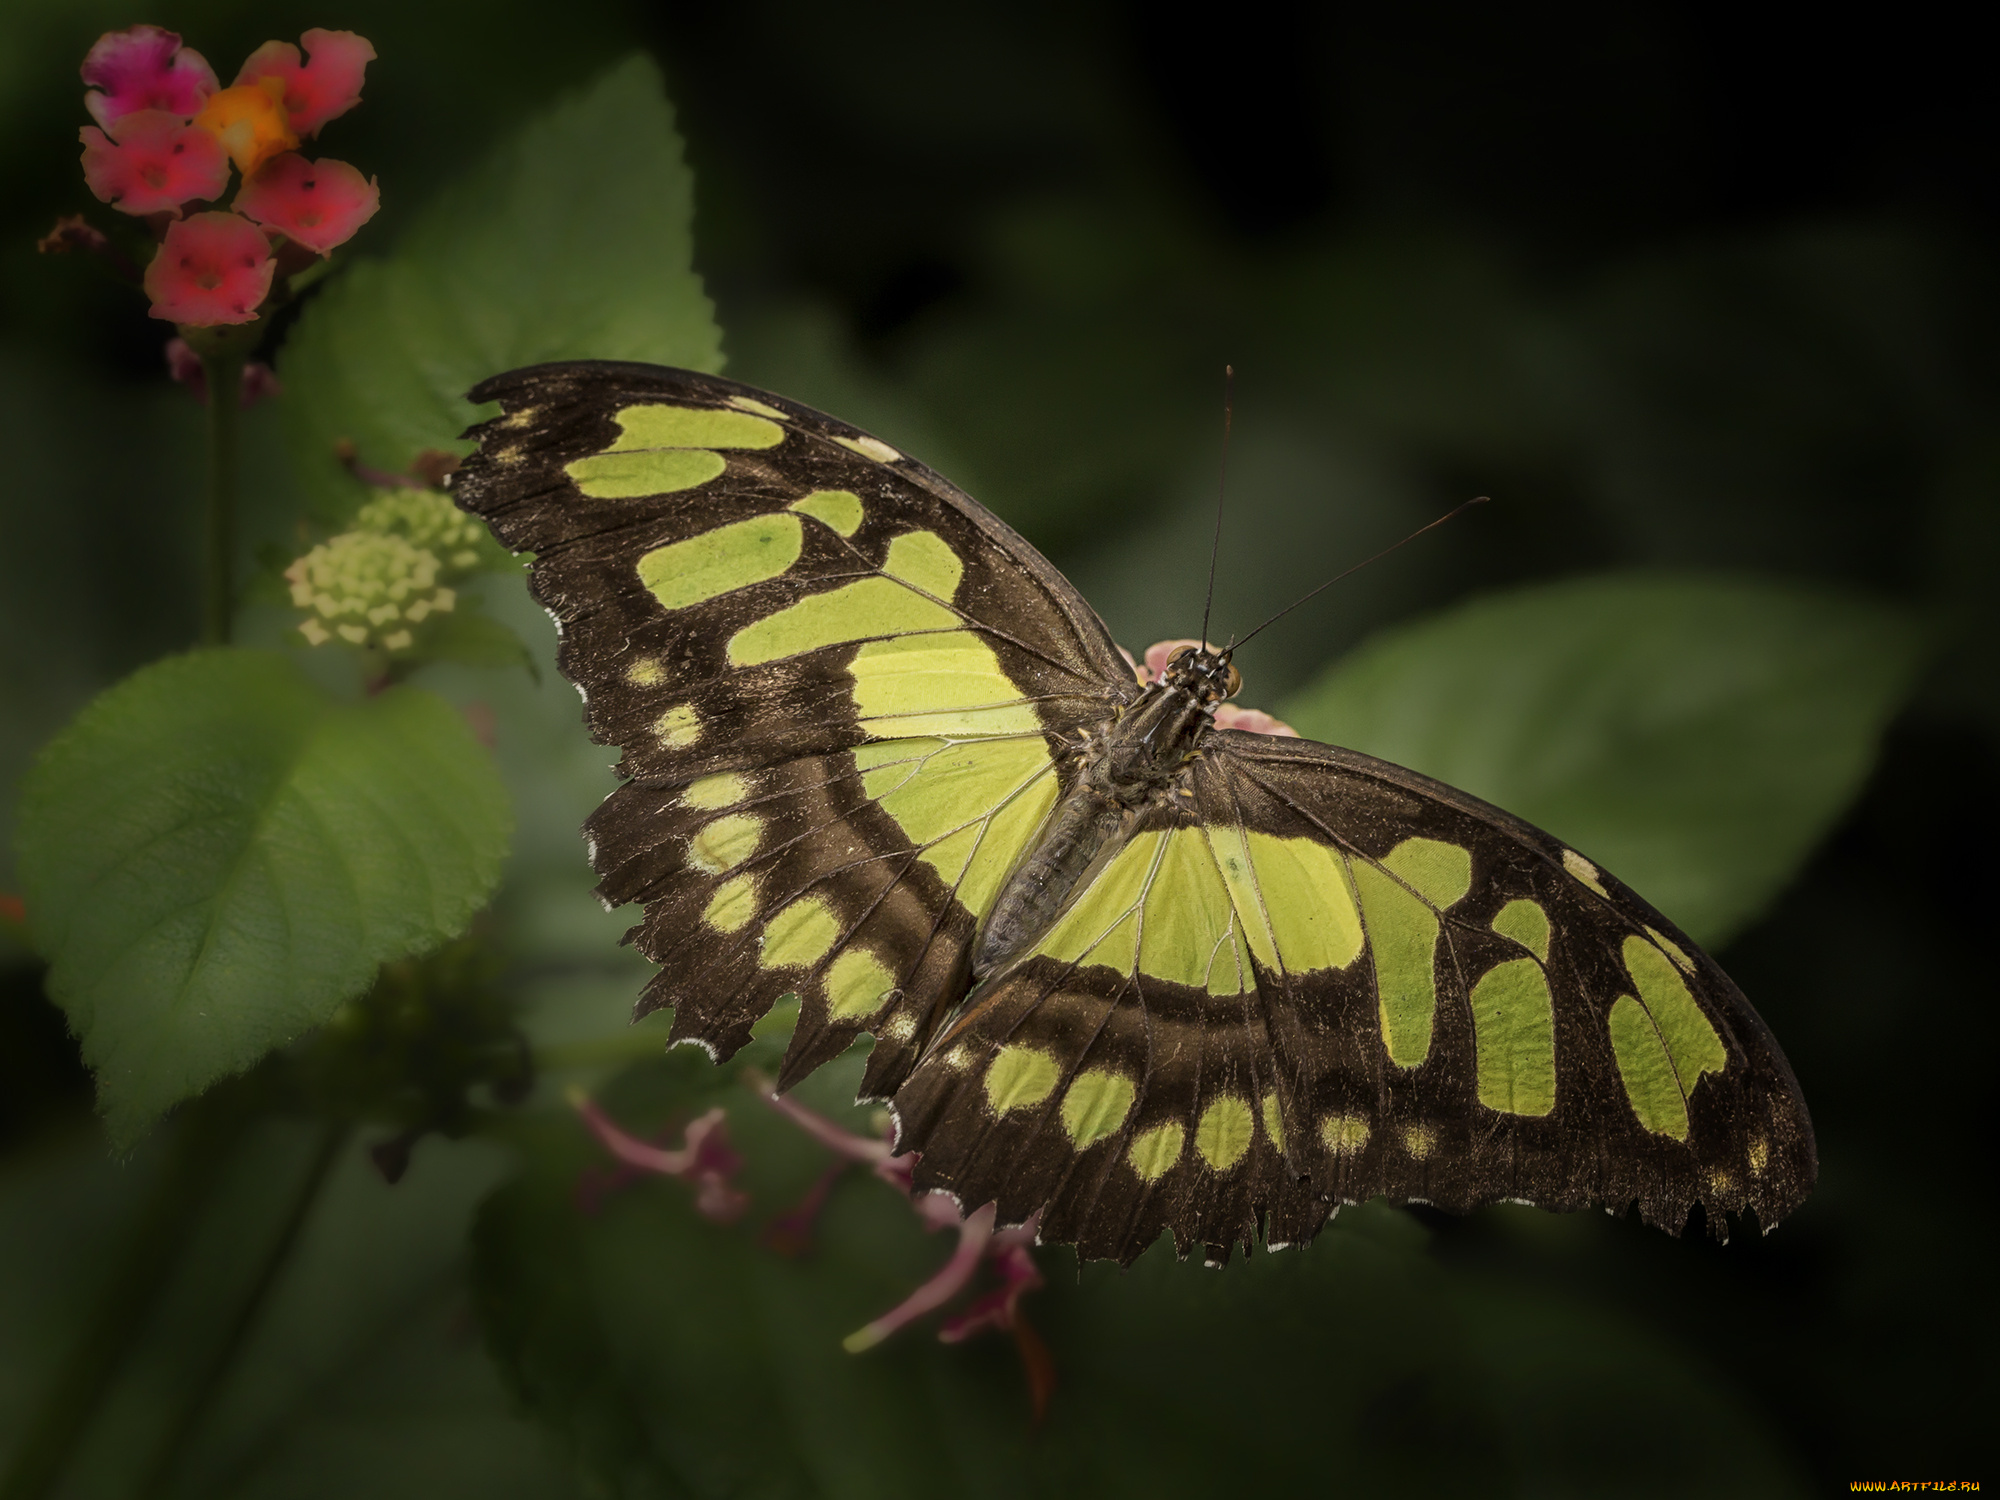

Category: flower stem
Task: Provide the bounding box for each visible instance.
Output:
[201,352,243,646]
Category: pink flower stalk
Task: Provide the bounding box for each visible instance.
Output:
[1130,639,1298,735]
[82,25,217,128]
[568,1089,749,1224]
[759,1086,1047,1359]
[235,151,379,254]
[234,29,375,137]
[143,211,274,325]
[80,109,229,217]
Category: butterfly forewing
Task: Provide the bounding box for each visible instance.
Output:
[453,362,1137,1079]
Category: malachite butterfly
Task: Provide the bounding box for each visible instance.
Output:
[451,362,1816,1264]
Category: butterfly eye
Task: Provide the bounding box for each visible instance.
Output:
[1223,661,1241,698]
[1166,644,1195,666]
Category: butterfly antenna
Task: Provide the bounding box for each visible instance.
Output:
[1198,364,1234,648]
[1224,496,1490,657]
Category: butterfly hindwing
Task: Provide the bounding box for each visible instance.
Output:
[453,362,1137,1078]
[893,730,1814,1258]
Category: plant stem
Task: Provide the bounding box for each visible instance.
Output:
[136,1121,350,1500]
[201,353,243,646]
[0,1109,243,1500]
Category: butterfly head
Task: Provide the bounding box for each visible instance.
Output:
[1162,643,1241,706]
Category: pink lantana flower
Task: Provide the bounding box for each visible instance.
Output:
[1132,638,1299,735]
[142,212,274,325]
[568,1089,750,1224]
[234,29,375,137]
[80,109,229,217]
[81,25,216,129]
[236,152,379,255]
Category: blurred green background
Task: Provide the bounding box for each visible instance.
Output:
[1,2,1993,1496]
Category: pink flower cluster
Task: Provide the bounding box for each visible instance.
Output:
[73,25,379,325]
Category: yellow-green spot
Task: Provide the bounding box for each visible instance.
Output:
[728,395,789,420]
[879,530,961,598]
[837,434,901,463]
[984,1045,1059,1115]
[1136,828,1249,994]
[566,449,725,499]
[1321,1115,1370,1154]
[689,813,762,875]
[1470,958,1556,1116]
[680,772,749,811]
[1261,1092,1285,1151]
[726,580,955,666]
[637,514,802,610]
[826,948,895,1020]
[1204,826,1363,974]
[1492,898,1550,962]
[761,896,842,969]
[655,704,700,748]
[1382,837,1472,908]
[1647,925,1697,974]
[1608,995,1688,1139]
[1352,860,1440,1067]
[625,658,664,687]
[1127,1122,1184,1182]
[850,631,1041,736]
[1402,1124,1437,1160]
[608,404,784,452]
[1061,1070,1136,1147]
[1563,848,1608,897]
[1623,935,1726,1092]
[1194,1096,1254,1171]
[703,874,758,933]
[788,489,864,537]
[867,735,1057,919]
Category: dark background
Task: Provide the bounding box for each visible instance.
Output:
[2,1,1994,1491]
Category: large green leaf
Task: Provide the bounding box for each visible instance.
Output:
[280,54,722,520]
[15,650,511,1145]
[1279,571,1928,946]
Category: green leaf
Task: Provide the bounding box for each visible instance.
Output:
[15,650,512,1145]
[1280,571,1928,946]
[280,55,722,520]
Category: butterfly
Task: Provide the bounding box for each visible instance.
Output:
[451,361,1817,1264]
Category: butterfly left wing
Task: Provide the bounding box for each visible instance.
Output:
[892,730,1817,1263]
[451,362,1139,1090]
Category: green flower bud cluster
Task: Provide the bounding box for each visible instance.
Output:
[285,530,455,653]
[353,488,507,577]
